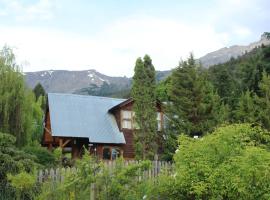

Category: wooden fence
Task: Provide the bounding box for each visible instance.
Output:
[37,160,173,183]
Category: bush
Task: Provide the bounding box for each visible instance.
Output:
[150,124,270,200]
[37,153,152,200]
[0,132,38,200]
[23,144,57,168]
[7,171,38,200]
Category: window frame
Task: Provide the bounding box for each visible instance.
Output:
[121,110,163,131]
[102,146,122,160]
[121,110,133,129]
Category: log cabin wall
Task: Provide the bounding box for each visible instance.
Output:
[112,101,164,159]
[113,101,135,159]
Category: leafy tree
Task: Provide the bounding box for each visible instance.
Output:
[131,55,158,160]
[0,46,43,146]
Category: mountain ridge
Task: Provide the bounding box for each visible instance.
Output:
[24,33,270,96]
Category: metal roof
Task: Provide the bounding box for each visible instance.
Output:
[48,93,126,144]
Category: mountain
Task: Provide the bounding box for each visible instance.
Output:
[24,33,270,97]
[25,69,131,93]
[24,69,171,97]
[199,33,270,67]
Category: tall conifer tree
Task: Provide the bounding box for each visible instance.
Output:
[167,54,227,137]
[258,71,270,129]
[234,90,259,123]
[132,55,157,160]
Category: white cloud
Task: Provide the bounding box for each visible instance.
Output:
[1,0,267,76]
[0,0,56,21]
[0,16,229,76]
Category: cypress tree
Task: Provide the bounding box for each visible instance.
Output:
[132,55,157,160]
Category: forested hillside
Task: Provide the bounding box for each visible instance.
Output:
[156,42,270,160]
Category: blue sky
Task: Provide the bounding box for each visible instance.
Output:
[0,0,269,76]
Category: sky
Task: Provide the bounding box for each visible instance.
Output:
[0,0,269,77]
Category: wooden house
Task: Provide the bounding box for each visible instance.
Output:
[42,93,164,160]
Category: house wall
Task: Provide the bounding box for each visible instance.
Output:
[113,101,135,159]
[112,101,164,159]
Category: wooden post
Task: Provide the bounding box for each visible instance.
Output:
[48,143,53,151]
[59,138,63,148]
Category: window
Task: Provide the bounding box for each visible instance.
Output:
[121,110,132,129]
[157,112,162,131]
[111,148,121,160]
[103,147,111,160]
[102,147,121,160]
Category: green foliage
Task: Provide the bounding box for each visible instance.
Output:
[234,90,260,123]
[167,54,227,137]
[0,132,38,199]
[96,158,151,200]
[152,124,270,199]
[33,83,46,100]
[264,32,270,39]
[208,45,270,108]
[33,83,47,112]
[23,143,57,168]
[7,171,37,200]
[37,153,152,200]
[258,71,270,129]
[0,46,43,146]
[75,82,131,98]
[132,55,158,160]
[156,77,170,102]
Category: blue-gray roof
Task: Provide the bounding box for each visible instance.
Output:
[48,93,126,144]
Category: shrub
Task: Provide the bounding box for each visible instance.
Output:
[0,132,38,200]
[7,171,38,200]
[151,124,270,200]
[23,145,57,168]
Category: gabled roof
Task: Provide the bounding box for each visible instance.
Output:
[108,98,133,113]
[48,93,126,144]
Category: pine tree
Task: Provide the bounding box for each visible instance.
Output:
[167,54,226,137]
[132,55,157,160]
[234,90,259,123]
[258,71,270,130]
